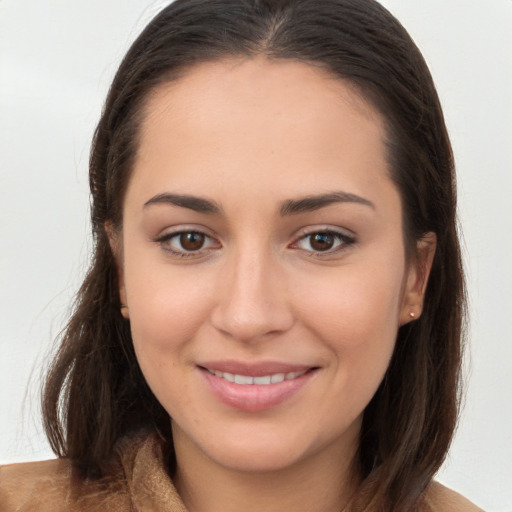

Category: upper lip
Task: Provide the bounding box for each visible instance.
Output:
[198,360,316,377]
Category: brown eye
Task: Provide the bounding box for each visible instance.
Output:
[293,229,355,255]
[179,232,205,251]
[156,229,220,257]
[309,233,335,251]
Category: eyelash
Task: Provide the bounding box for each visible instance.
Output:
[154,228,356,258]
[291,229,356,256]
[155,230,220,258]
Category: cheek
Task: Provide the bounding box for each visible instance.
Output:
[294,256,405,383]
[123,248,216,357]
[299,262,404,336]
[123,255,218,413]
[296,266,404,424]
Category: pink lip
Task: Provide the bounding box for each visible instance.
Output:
[198,361,318,413]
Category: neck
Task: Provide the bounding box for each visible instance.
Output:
[172,424,361,512]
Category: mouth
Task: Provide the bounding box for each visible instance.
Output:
[198,362,319,412]
[203,368,310,385]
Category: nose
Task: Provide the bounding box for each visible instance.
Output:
[210,245,294,343]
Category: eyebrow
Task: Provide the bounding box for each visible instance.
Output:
[280,191,374,216]
[143,190,374,216]
[143,193,222,214]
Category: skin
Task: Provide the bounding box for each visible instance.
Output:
[111,57,435,512]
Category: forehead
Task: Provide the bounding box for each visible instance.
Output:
[145,56,378,114]
[140,56,382,141]
[129,57,394,209]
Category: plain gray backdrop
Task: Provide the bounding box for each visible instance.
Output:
[1,1,511,510]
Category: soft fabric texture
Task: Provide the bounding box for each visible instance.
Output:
[0,430,483,511]
[0,431,186,512]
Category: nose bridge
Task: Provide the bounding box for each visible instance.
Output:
[211,239,293,341]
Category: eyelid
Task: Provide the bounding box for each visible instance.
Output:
[289,226,356,255]
[154,225,222,257]
[292,225,356,240]
[154,223,218,239]
[152,224,355,258]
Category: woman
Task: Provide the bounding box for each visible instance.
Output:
[0,0,484,510]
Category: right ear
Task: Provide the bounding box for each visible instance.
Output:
[105,222,129,319]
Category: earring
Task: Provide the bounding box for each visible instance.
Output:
[409,312,415,319]
[120,303,129,319]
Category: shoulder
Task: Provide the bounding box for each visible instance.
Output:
[0,457,130,512]
[0,458,73,512]
[424,481,485,512]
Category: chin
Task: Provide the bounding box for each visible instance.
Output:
[207,440,311,474]
[181,417,360,476]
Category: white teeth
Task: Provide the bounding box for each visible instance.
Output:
[253,375,272,385]
[234,374,254,385]
[207,368,307,385]
[223,372,235,383]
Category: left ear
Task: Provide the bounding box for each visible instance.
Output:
[400,232,437,325]
[105,221,129,320]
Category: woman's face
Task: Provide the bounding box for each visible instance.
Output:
[116,58,433,474]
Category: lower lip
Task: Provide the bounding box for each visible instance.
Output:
[200,368,316,412]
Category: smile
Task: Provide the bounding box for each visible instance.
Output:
[200,364,317,412]
[205,368,308,385]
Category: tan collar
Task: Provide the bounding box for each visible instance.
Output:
[116,430,187,512]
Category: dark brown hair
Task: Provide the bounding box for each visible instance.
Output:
[42,1,465,510]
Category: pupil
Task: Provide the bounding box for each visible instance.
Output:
[311,233,334,251]
[180,232,205,251]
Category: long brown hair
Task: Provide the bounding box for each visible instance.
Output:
[42,1,465,510]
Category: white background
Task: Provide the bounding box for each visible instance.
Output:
[0,1,511,510]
